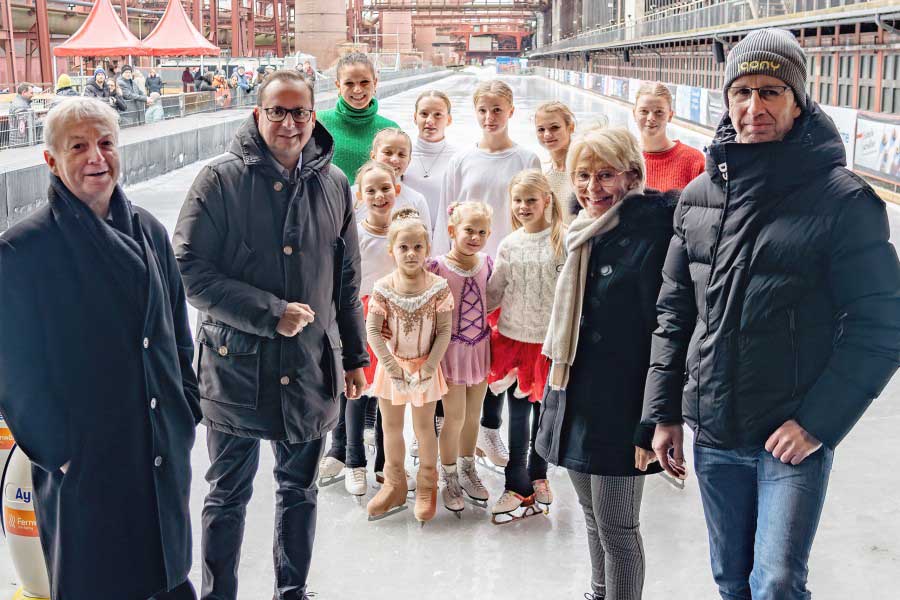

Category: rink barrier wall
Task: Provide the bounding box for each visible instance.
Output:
[0,69,453,233]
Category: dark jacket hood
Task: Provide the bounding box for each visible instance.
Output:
[706,98,846,192]
[230,113,336,180]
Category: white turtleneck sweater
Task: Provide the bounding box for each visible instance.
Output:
[433,143,541,258]
[486,227,565,344]
[404,137,457,232]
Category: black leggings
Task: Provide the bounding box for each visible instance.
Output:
[480,387,504,429]
[504,394,548,496]
[326,395,384,470]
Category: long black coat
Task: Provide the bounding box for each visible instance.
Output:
[174,115,368,442]
[0,180,200,599]
[642,100,900,450]
[536,190,676,477]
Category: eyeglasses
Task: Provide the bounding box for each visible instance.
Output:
[574,169,625,189]
[726,85,792,104]
[263,106,314,123]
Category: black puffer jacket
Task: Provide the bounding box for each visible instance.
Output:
[174,115,368,442]
[642,100,900,450]
[82,78,108,99]
[536,189,676,477]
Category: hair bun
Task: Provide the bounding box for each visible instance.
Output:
[391,207,421,222]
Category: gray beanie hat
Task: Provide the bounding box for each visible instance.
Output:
[724,28,807,108]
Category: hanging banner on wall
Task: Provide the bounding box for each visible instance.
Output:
[854,112,900,185]
[629,78,642,103]
[820,105,858,167]
[702,90,726,128]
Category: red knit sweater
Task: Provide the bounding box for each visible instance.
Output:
[643,141,706,192]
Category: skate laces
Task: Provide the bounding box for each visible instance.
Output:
[483,428,508,457]
[445,471,463,497]
[461,460,486,490]
[349,467,366,485]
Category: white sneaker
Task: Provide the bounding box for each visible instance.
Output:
[477,426,509,467]
[345,466,368,496]
[458,457,489,504]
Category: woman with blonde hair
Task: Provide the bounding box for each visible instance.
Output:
[534,101,577,222]
[633,82,705,191]
[536,126,679,600]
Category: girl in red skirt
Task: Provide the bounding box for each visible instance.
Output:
[486,169,567,523]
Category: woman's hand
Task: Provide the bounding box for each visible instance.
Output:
[634,446,657,471]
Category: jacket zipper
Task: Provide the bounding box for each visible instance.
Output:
[788,308,798,397]
[697,159,731,440]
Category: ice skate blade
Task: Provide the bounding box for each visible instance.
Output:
[352,493,367,505]
[474,454,506,475]
[367,503,408,521]
[463,494,488,509]
[660,472,686,490]
[536,501,551,515]
[491,504,543,525]
[317,473,345,487]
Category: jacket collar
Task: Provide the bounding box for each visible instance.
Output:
[231,112,336,181]
[706,99,846,194]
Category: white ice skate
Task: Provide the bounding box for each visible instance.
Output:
[434,415,444,438]
[490,490,542,525]
[458,456,489,508]
[532,479,553,514]
[363,427,376,456]
[439,465,465,518]
[475,425,509,474]
[317,456,345,487]
[345,466,368,499]
[376,469,417,494]
[409,437,419,466]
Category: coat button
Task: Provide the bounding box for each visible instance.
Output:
[283,245,294,256]
[274,181,284,192]
[142,337,150,349]
[154,456,163,467]
[600,265,613,276]
[280,376,290,385]
[619,237,631,247]
[150,397,158,409]
[218,346,229,356]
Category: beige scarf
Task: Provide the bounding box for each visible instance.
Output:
[543,203,622,390]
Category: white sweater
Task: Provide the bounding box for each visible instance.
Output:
[404,137,458,232]
[356,224,395,299]
[486,227,565,344]
[354,183,431,231]
[433,143,541,258]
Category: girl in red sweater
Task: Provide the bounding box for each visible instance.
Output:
[633,82,705,191]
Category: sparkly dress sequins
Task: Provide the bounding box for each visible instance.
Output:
[426,254,493,385]
[368,276,454,406]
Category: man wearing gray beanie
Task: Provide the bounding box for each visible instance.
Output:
[642,27,900,600]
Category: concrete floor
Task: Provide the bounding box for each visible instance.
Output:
[2,72,899,599]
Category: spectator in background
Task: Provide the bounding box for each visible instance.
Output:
[145,92,165,123]
[193,67,202,91]
[118,65,150,106]
[106,79,127,114]
[55,74,78,97]
[133,68,147,96]
[197,72,217,92]
[8,82,34,147]
[302,61,315,79]
[182,67,193,93]
[83,67,109,99]
[146,68,164,96]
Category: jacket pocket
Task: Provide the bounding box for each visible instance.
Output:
[197,322,261,408]
[326,326,344,399]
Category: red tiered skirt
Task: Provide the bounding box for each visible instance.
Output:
[488,328,550,403]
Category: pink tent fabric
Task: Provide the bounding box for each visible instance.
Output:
[53,0,148,56]
[141,0,220,56]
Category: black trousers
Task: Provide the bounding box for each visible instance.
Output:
[481,387,505,429]
[201,429,325,600]
[504,395,548,496]
[152,580,197,600]
[326,395,384,470]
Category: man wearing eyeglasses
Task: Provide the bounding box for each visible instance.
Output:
[642,28,900,599]
[174,70,368,600]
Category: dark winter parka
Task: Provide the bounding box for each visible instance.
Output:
[173,114,368,442]
[82,77,109,99]
[536,190,676,477]
[642,100,900,450]
[0,178,201,599]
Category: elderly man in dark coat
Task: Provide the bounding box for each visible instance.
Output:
[0,97,200,599]
[174,70,368,600]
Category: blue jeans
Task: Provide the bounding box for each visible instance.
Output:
[693,444,834,600]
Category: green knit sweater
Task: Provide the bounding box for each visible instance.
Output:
[316,97,399,183]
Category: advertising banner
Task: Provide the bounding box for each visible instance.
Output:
[689,87,702,123]
[675,85,692,121]
[629,78,642,103]
[854,112,900,185]
[610,77,628,100]
[821,105,858,167]
[702,90,725,128]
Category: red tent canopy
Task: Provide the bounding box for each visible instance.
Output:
[53,0,148,57]
[141,0,220,57]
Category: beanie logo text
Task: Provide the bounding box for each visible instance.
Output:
[739,60,782,72]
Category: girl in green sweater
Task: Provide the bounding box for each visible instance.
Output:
[317,52,400,183]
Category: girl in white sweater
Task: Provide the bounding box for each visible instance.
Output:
[486,169,566,523]
[404,90,457,232]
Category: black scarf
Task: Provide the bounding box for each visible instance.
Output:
[49,175,148,314]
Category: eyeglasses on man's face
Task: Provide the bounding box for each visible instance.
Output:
[726,85,792,104]
[263,106,314,123]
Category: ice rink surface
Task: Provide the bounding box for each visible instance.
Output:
[3,72,899,599]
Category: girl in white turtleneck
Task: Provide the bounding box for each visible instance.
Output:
[404,90,457,233]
